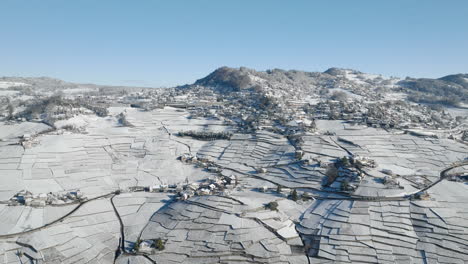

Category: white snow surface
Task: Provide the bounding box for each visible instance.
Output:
[0,81,29,89]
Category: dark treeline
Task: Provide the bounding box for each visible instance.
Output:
[16,95,109,124]
[400,77,468,106]
[177,130,232,140]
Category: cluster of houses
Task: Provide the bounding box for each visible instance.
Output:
[329,166,363,192]
[324,156,378,192]
[167,83,460,136]
[141,173,237,201]
[180,174,237,199]
[133,153,238,200]
[309,99,457,130]
[328,155,406,191]
[8,190,84,207]
[350,155,377,168]
[19,134,38,148]
[109,79,461,136]
[3,71,464,141]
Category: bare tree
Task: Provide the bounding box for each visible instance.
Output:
[6,98,14,120]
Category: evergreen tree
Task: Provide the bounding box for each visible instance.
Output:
[291,189,298,201]
[155,238,165,251]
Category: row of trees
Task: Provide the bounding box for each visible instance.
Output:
[177,130,232,140]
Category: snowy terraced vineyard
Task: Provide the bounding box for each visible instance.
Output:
[1,106,466,264]
[298,181,468,263]
[139,195,308,264]
[0,68,468,263]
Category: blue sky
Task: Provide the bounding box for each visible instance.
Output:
[0,0,467,87]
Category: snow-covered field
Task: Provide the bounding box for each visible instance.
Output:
[0,81,29,89]
[343,69,382,84]
[383,92,407,101]
[0,122,51,139]
[328,87,363,100]
[446,106,468,117]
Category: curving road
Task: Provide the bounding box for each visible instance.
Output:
[0,191,117,239]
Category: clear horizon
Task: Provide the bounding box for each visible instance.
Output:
[1,0,467,87]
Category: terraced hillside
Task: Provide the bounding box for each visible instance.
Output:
[0,69,467,263]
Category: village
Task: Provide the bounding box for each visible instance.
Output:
[0,69,467,264]
[7,190,84,207]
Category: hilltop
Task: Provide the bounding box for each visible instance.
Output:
[175,67,467,133]
[189,66,468,106]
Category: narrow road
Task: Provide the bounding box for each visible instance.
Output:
[0,191,116,239]
[110,193,125,255]
[110,192,158,264]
